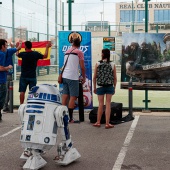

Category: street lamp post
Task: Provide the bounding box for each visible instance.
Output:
[100,12,103,31]
[101,0,104,31]
[28,12,35,39]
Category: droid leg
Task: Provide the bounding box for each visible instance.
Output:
[18,104,26,123]
[22,149,47,170]
[54,106,81,165]
[20,148,46,160]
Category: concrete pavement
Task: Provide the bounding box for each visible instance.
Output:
[0,110,170,170]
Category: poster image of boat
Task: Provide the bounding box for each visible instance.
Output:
[121,33,170,90]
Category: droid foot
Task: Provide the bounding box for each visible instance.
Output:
[20,149,32,160]
[23,154,47,170]
[55,148,81,165]
[20,149,46,160]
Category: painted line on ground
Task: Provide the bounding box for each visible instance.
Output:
[0,126,21,138]
[112,115,140,170]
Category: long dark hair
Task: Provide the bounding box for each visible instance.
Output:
[102,48,110,62]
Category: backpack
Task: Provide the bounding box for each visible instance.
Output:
[97,60,114,86]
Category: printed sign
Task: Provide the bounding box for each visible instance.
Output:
[121,33,170,90]
[103,37,115,51]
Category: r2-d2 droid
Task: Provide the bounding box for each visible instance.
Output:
[18,84,81,170]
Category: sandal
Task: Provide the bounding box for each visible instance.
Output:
[93,122,101,127]
[105,124,114,129]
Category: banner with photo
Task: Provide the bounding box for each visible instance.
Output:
[58,31,93,109]
[18,41,51,66]
[121,33,170,90]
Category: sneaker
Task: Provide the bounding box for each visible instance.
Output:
[3,107,9,112]
[69,119,80,123]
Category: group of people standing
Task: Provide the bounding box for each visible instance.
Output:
[0,39,51,121]
[0,37,117,129]
[61,38,117,128]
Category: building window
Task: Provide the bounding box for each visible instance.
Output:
[120,10,149,23]
[120,10,134,22]
[154,10,170,23]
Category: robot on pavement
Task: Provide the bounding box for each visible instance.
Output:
[18,84,81,170]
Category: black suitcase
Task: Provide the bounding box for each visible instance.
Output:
[89,107,105,124]
[89,102,123,124]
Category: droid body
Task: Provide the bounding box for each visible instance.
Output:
[18,84,81,170]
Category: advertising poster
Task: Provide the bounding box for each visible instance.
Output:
[121,33,170,90]
[103,37,115,51]
[58,31,93,109]
[18,41,51,66]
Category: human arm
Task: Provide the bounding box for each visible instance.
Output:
[15,41,22,56]
[0,65,13,72]
[113,64,117,89]
[43,41,52,59]
[93,63,97,94]
[16,41,22,51]
[79,60,86,84]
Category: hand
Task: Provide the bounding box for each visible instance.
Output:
[10,42,14,48]
[8,65,13,69]
[19,40,22,45]
[16,41,22,47]
[93,88,97,94]
[46,41,52,48]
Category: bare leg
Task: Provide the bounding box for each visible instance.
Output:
[105,94,113,125]
[96,95,104,124]
[20,92,25,104]
[62,94,69,106]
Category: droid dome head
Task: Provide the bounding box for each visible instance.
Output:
[27,84,61,105]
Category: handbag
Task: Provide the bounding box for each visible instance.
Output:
[58,49,75,84]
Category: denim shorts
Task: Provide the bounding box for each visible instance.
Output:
[62,78,79,97]
[96,86,115,95]
[19,77,37,92]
